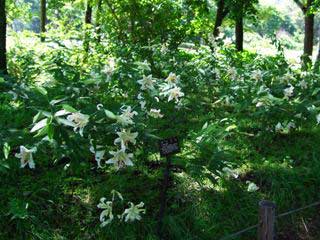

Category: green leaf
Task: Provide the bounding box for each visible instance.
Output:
[202,122,208,129]
[62,104,77,113]
[105,109,116,119]
[225,124,237,132]
[47,124,54,140]
[31,118,48,133]
[3,143,10,159]
[35,86,48,95]
[145,133,162,140]
[33,111,43,124]
[83,79,97,85]
[8,199,29,220]
[34,125,49,138]
[42,111,52,118]
[50,98,66,106]
[0,160,10,170]
[312,88,320,96]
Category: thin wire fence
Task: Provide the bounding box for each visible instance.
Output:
[219,200,320,240]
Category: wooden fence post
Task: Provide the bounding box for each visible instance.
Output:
[258,200,276,240]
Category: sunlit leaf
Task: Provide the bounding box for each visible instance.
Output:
[31,118,48,133]
[105,109,116,119]
[3,143,10,159]
[225,124,237,132]
[62,104,77,113]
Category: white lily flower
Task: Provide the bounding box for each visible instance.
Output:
[222,167,239,179]
[251,70,263,81]
[103,58,116,76]
[114,129,138,150]
[117,106,138,126]
[275,122,283,132]
[256,102,264,108]
[121,106,138,119]
[97,198,114,227]
[137,93,144,100]
[137,75,156,91]
[246,181,259,192]
[148,109,163,119]
[90,145,105,168]
[165,73,180,85]
[66,112,90,136]
[139,101,146,110]
[161,86,184,103]
[299,80,308,89]
[15,146,37,169]
[283,85,294,99]
[167,87,184,102]
[121,202,145,222]
[275,121,295,134]
[106,149,134,169]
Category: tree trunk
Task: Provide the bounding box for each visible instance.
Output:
[40,0,46,42]
[85,3,92,25]
[95,0,102,42]
[0,0,7,74]
[304,13,314,56]
[213,0,228,37]
[235,12,243,51]
[84,2,92,52]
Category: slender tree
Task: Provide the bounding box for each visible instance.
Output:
[225,0,258,52]
[40,0,47,42]
[213,0,229,37]
[0,0,7,73]
[235,5,244,51]
[95,0,103,42]
[293,0,315,57]
[84,0,92,53]
[85,1,92,25]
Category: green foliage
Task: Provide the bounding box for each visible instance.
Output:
[1,0,320,239]
[225,0,259,20]
[254,6,296,37]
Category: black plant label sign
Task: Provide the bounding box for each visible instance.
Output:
[159,137,180,157]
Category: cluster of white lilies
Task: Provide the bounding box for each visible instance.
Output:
[14,61,185,228]
[137,72,184,119]
[97,190,145,227]
[15,109,90,169]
